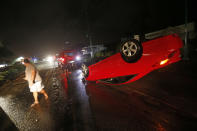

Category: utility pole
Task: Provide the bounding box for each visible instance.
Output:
[87,34,93,58]
[84,1,93,58]
[86,16,93,58]
[183,0,189,60]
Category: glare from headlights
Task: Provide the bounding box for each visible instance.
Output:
[76,55,81,61]
[16,56,24,62]
[0,64,7,68]
[47,56,54,63]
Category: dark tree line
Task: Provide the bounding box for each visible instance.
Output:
[0,41,14,63]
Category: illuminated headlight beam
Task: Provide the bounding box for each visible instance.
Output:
[76,56,81,61]
[47,56,54,63]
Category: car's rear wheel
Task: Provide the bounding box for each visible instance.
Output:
[120,39,143,63]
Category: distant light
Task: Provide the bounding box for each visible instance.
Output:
[160,59,169,65]
[16,56,24,62]
[32,57,38,63]
[46,56,54,63]
[76,55,81,61]
[58,57,65,62]
[0,64,7,68]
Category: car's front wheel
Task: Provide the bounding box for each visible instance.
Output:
[120,39,143,63]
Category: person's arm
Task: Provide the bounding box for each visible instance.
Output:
[31,69,36,83]
[23,77,27,80]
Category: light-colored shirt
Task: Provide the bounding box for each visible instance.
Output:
[25,63,42,86]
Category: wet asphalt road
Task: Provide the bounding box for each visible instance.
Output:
[0,62,72,131]
[1,59,197,131]
[68,60,197,131]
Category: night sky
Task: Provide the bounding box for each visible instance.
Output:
[0,0,195,57]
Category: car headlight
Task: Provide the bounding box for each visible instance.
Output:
[76,55,81,61]
[47,56,54,63]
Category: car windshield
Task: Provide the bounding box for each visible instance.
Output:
[64,52,74,56]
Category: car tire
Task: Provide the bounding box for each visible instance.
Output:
[120,39,143,63]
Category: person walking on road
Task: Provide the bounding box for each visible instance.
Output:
[23,58,48,107]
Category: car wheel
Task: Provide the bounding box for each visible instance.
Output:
[120,39,143,63]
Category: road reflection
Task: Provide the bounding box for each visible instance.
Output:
[82,74,167,130]
[0,62,66,131]
[61,70,68,93]
[68,69,96,131]
[155,123,167,131]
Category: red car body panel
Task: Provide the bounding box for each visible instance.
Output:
[85,34,183,84]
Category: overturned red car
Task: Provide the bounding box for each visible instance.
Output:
[82,34,183,85]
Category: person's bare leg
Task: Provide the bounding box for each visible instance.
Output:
[31,92,39,107]
[40,89,48,100]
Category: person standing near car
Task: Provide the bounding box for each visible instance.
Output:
[23,58,48,107]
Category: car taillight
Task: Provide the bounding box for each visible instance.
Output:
[60,57,65,62]
[160,59,169,65]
